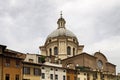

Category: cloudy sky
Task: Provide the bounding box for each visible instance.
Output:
[0,0,120,73]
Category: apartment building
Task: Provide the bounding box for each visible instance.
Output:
[0,45,26,80]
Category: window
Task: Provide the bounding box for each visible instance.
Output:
[15,75,19,80]
[73,39,75,42]
[54,47,58,55]
[55,69,58,71]
[63,70,66,72]
[55,75,58,80]
[67,46,71,55]
[49,48,52,56]
[63,75,66,80]
[5,58,10,67]
[93,73,97,79]
[84,73,86,75]
[50,74,53,80]
[34,68,41,76]
[5,74,10,80]
[73,48,75,56]
[23,67,30,75]
[16,60,20,67]
[38,57,41,63]
[51,68,53,70]
[42,67,44,69]
[49,39,51,42]
[42,73,45,79]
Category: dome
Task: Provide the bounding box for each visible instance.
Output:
[47,28,77,39]
[46,13,77,40]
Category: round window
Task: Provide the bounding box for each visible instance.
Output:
[97,60,103,69]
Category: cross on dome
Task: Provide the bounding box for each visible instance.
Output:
[60,11,63,18]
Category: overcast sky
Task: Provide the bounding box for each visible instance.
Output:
[0,0,120,73]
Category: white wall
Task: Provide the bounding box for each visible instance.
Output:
[41,65,66,80]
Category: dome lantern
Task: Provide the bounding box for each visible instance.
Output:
[57,11,66,29]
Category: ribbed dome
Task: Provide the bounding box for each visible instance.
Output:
[47,28,77,39]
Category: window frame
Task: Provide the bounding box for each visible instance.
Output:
[5,58,10,67]
[54,47,58,55]
[50,74,53,80]
[34,68,41,76]
[16,60,20,68]
[15,74,19,80]
[41,73,45,79]
[67,46,71,55]
[63,75,66,80]
[55,74,58,80]
[23,67,30,75]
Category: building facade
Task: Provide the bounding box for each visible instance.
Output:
[23,62,41,80]
[0,45,26,80]
[24,53,43,63]
[41,62,66,80]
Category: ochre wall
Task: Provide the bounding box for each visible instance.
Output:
[3,57,22,80]
[67,69,76,80]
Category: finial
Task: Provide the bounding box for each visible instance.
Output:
[60,11,62,18]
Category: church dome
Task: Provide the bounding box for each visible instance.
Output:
[47,28,77,39]
[47,13,77,39]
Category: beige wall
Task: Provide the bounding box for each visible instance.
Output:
[89,73,94,80]
[24,54,37,63]
[77,72,87,80]
[23,75,40,80]
[23,64,41,80]
[40,36,83,60]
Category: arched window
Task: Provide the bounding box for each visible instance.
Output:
[73,48,75,56]
[67,46,71,55]
[54,47,58,55]
[49,48,52,56]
